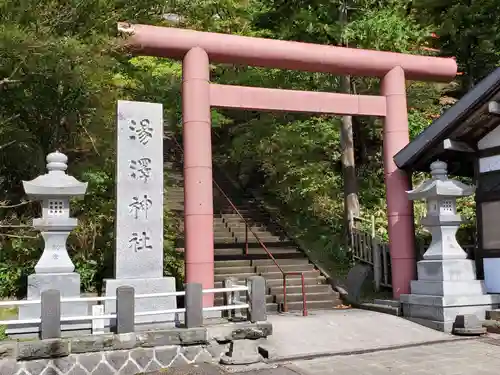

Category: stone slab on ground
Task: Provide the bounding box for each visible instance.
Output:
[140,363,228,374]
[265,309,458,359]
[292,339,500,375]
[140,363,311,375]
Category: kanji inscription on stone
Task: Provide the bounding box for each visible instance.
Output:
[116,100,163,279]
[128,231,153,252]
[129,118,154,145]
[129,158,152,183]
[128,194,153,219]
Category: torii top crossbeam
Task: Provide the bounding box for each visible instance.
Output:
[118,23,456,81]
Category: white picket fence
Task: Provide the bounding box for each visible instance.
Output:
[0,285,249,335]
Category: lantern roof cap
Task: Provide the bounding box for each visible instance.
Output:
[22,151,88,198]
[407,160,475,201]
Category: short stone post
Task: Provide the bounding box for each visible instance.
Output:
[116,286,135,334]
[246,276,266,322]
[372,239,382,292]
[40,289,61,339]
[184,283,203,328]
[18,151,88,327]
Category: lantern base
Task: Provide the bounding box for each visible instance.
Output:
[401,293,500,332]
[7,273,89,337]
[400,258,500,332]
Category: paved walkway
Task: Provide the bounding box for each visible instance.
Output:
[292,339,500,374]
[233,309,500,374]
[154,310,500,375]
[265,309,457,359]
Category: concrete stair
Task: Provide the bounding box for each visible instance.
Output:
[164,135,341,313]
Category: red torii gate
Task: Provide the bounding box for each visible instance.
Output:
[119,23,457,303]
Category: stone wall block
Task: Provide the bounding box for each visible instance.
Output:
[17,339,69,360]
[154,346,180,367]
[129,348,154,369]
[91,362,114,375]
[76,353,103,373]
[0,359,18,374]
[105,350,129,371]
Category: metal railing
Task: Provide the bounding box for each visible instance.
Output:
[350,215,392,290]
[169,135,308,316]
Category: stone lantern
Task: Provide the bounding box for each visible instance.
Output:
[23,151,87,273]
[401,160,500,332]
[407,160,475,260]
[17,151,89,323]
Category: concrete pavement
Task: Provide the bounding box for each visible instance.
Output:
[235,309,500,375]
[264,309,458,360]
[147,309,500,375]
[292,339,500,375]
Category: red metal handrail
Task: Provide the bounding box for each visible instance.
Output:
[169,135,308,316]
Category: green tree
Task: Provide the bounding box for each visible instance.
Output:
[413,0,500,93]
[0,0,183,296]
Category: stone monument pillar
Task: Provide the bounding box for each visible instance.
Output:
[400,161,500,332]
[18,151,88,322]
[104,100,176,325]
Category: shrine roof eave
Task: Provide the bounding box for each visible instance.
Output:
[394,68,500,177]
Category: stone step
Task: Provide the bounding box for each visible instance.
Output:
[214,249,245,256]
[214,266,256,275]
[165,195,184,200]
[214,239,238,245]
[486,309,500,321]
[225,223,267,229]
[282,300,339,311]
[238,236,283,243]
[214,281,245,289]
[275,292,338,303]
[245,248,300,255]
[252,258,309,266]
[218,210,258,216]
[256,264,314,273]
[233,233,281,242]
[361,303,400,316]
[214,225,231,230]
[215,260,252,268]
[214,294,275,305]
[165,194,183,199]
[265,276,326,288]
[261,270,320,281]
[214,248,299,256]
[214,234,237,239]
[213,232,234,238]
[373,299,401,308]
[269,284,332,295]
[214,273,257,282]
[230,228,275,236]
[219,216,254,222]
[266,303,279,312]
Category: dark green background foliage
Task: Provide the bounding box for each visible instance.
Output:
[0,0,490,296]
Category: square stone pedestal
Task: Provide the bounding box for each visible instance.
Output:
[401,259,500,332]
[104,277,177,327]
[8,272,89,336]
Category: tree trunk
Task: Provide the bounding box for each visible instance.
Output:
[338,0,360,233]
[340,74,360,231]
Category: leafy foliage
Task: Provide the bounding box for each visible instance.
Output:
[0,0,182,296]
